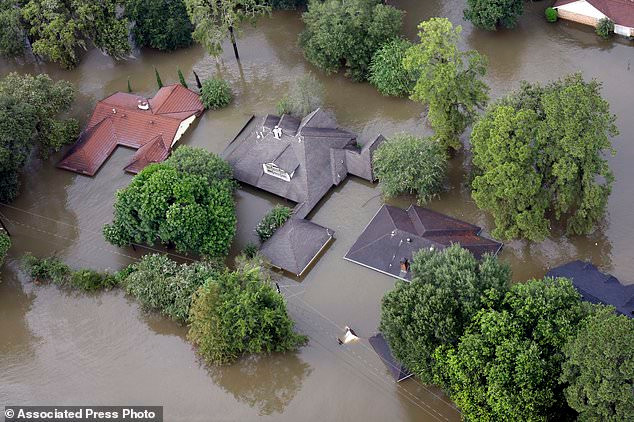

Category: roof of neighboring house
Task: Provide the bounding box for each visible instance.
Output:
[58,84,204,176]
[259,218,334,277]
[223,109,384,219]
[368,333,413,382]
[547,260,634,317]
[554,0,634,28]
[344,205,503,281]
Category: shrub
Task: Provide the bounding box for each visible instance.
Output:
[119,254,219,323]
[369,38,417,97]
[200,78,232,109]
[372,134,447,204]
[561,306,634,421]
[22,253,71,285]
[299,0,403,81]
[464,0,524,30]
[0,231,10,268]
[69,269,116,291]
[242,243,258,259]
[256,205,292,241]
[103,149,237,257]
[545,7,558,23]
[276,73,323,117]
[596,18,614,39]
[187,264,307,365]
[126,0,193,51]
[380,245,510,383]
[270,0,307,9]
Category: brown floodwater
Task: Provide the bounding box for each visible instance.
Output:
[1,2,633,421]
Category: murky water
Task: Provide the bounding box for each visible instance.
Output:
[1,2,633,421]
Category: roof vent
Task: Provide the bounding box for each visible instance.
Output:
[406,238,411,243]
[390,230,396,237]
[112,108,116,114]
[137,101,149,110]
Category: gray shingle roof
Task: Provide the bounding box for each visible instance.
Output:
[260,218,334,276]
[344,205,503,281]
[547,260,634,317]
[223,109,383,219]
[368,333,412,382]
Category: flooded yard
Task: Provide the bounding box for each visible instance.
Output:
[1,2,633,421]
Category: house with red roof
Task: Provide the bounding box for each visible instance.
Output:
[554,0,634,37]
[58,84,204,176]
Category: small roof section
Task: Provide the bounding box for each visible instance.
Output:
[58,84,204,176]
[368,333,413,382]
[344,205,503,281]
[547,260,634,317]
[260,218,334,277]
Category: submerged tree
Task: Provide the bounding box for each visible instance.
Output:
[0,73,78,202]
[21,0,130,69]
[470,74,618,241]
[184,0,271,61]
[299,0,403,81]
[276,73,323,117]
[369,38,418,97]
[404,18,489,150]
[126,0,193,51]
[464,0,524,31]
[0,0,25,58]
[380,245,510,383]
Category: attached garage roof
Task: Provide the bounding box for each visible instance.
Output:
[554,0,634,28]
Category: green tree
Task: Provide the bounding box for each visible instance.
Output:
[126,0,193,51]
[119,254,220,323]
[561,306,634,421]
[200,78,232,109]
[154,66,163,89]
[276,73,323,117]
[470,74,618,241]
[21,0,130,69]
[255,205,292,241]
[103,150,237,257]
[436,277,589,421]
[0,73,78,202]
[372,133,447,204]
[464,0,524,31]
[177,68,188,88]
[380,245,510,383]
[165,146,234,186]
[0,0,25,57]
[369,38,417,97]
[299,0,403,81]
[0,232,10,270]
[404,18,489,150]
[187,263,307,365]
[184,0,271,61]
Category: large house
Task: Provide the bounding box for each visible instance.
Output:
[223,109,384,219]
[344,205,503,281]
[58,84,205,176]
[554,0,634,37]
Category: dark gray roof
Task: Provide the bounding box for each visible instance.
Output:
[223,109,383,219]
[260,218,334,276]
[547,260,634,317]
[368,333,412,382]
[344,205,503,281]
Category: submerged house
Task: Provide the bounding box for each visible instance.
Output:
[547,260,634,317]
[369,333,413,382]
[223,109,385,219]
[554,0,634,37]
[344,205,502,281]
[58,84,204,176]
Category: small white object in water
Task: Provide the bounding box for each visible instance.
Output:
[338,326,359,345]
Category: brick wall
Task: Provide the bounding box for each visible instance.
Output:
[556,9,600,27]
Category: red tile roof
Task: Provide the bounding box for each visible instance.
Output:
[58,84,204,176]
[554,0,634,27]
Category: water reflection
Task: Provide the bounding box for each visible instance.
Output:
[207,352,312,416]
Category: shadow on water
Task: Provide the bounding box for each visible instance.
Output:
[206,352,312,416]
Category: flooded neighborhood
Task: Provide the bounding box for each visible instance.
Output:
[1,1,633,421]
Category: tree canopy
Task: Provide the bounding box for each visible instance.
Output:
[0,0,25,57]
[103,147,237,257]
[126,0,193,51]
[276,73,323,117]
[187,263,307,365]
[372,133,447,204]
[184,0,270,60]
[561,306,634,421]
[464,0,524,31]
[299,0,403,81]
[21,0,130,69]
[380,245,510,383]
[369,38,417,97]
[0,72,78,202]
[0,231,10,270]
[470,74,618,241]
[435,277,589,421]
[404,18,488,150]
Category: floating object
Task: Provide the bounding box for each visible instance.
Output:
[338,326,359,345]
